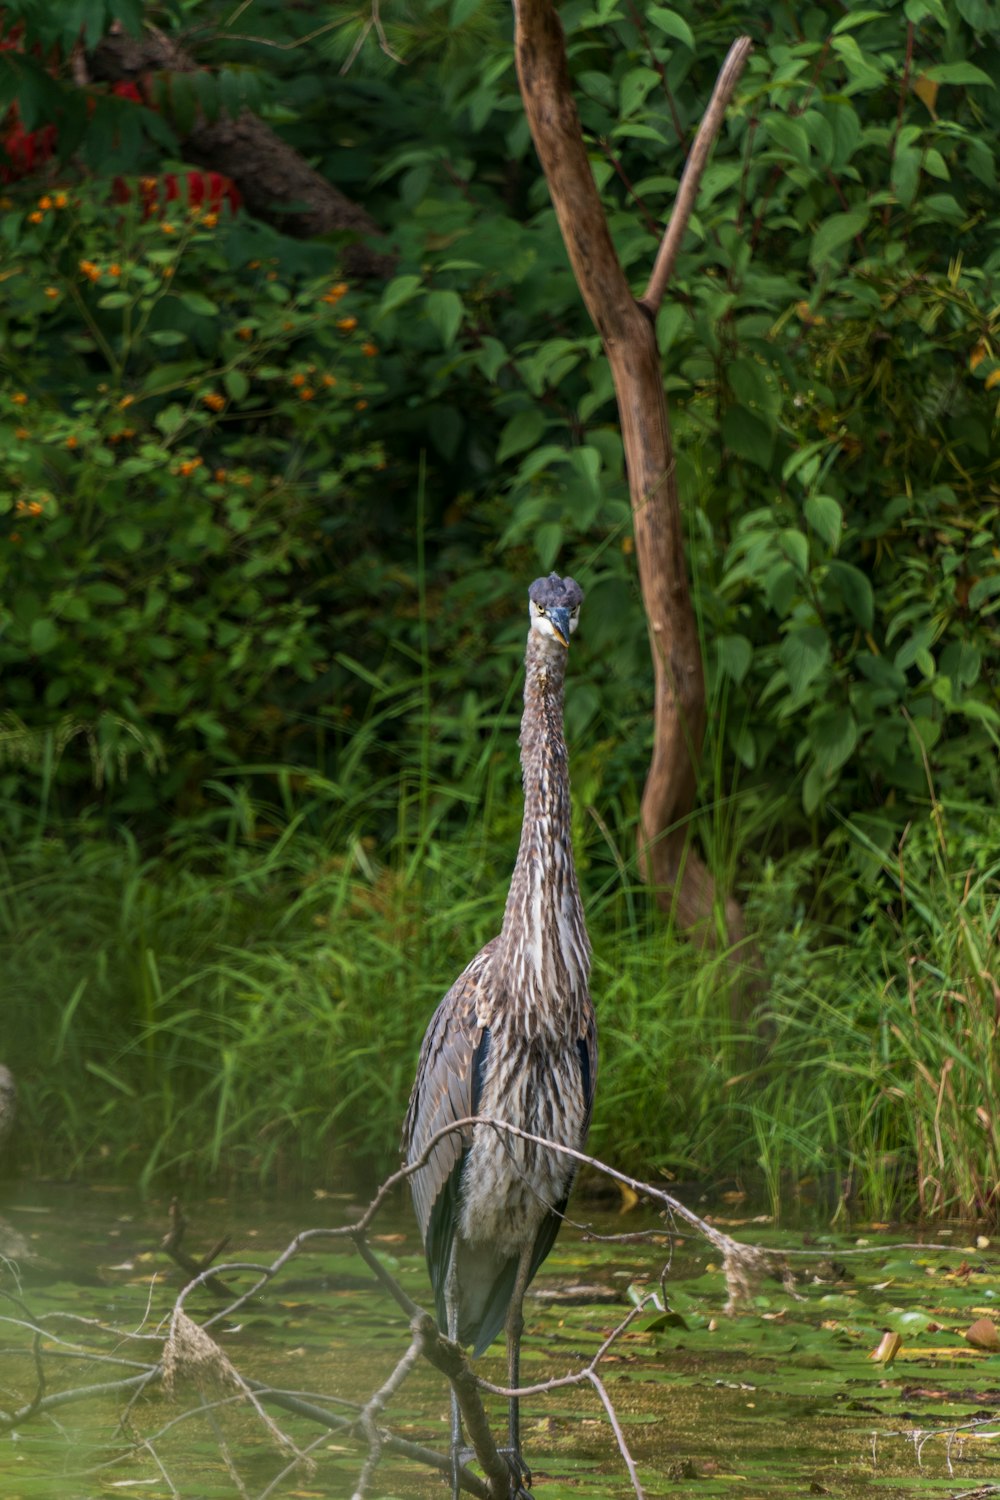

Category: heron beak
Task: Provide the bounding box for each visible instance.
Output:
[548,607,571,647]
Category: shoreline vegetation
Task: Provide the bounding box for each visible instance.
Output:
[2,771,996,1222]
[1,3,998,1221]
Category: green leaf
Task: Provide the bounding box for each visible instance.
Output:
[619,67,660,118]
[379,274,423,315]
[721,407,774,469]
[832,9,886,30]
[224,368,249,402]
[780,628,829,697]
[717,634,753,684]
[924,62,995,87]
[764,114,811,168]
[802,759,828,815]
[180,292,218,317]
[113,522,143,552]
[425,289,463,349]
[535,521,562,570]
[809,208,869,268]
[803,495,843,551]
[29,617,60,654]
[567,445,602,507]
[97,291,130,309]
[498,409,546,463]
[968,573,1000,611]
[646,7,695,49]
[728,357,781,420]
[891,147,920,208]
[921,194,965,222]
[450,0,484,27]
[154,403,186,437]
[779,528,809,576]
[810,710,858,775]
[827,561,875,629]
[733,725,756,768]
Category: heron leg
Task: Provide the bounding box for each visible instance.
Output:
[445,1249,467,1500]
[500,1243,536,1498]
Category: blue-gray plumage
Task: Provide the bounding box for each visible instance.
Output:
[403,573,596,1498]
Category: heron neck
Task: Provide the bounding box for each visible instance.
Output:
[493,630,590,1029]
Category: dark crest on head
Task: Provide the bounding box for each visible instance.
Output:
[528,573,584,610]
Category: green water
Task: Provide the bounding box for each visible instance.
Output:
[1,1183,997,1499]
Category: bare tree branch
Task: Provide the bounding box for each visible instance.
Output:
[639,37,755,317]
[1,1124,982,1499]
[512,0,755,954]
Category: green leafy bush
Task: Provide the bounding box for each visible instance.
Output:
[0,186,384,815]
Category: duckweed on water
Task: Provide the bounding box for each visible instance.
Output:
[1,1186,998,1498]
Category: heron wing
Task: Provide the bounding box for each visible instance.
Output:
[401,940,496,1319]
[469,1000,597,1358]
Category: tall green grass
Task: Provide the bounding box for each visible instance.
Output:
[1,661,996,1219]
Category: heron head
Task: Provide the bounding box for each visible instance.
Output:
[528,573,584,649]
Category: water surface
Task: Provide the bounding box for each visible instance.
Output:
[1,1182,997,1498]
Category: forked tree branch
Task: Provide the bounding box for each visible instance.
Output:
[513,1,754,953]
[640,37,755,315]
[0,1123,978,1500]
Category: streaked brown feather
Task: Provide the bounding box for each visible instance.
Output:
[402,940,494,1246]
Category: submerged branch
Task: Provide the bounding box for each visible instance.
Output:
[1,1122,981,1496]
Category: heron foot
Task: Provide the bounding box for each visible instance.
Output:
[497,1445,534,1499]
[447,1441,533,1499]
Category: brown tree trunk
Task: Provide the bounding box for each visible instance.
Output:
[86,28,394,279]
[513,2,752,947]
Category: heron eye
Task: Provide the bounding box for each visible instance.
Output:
[536,605,547,616]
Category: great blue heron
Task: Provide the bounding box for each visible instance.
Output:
[403,573,596,1499]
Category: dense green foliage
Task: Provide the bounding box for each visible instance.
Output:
[1,0,998,1214]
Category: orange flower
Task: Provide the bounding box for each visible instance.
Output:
[10,532,22,543]
[236,326,253,341]
[28,500,43,516]
[266,270,278,281]
[44,286,60,299]
[140,177,158,192]
[177,457,203,477]
[79,259,101,282]
[121,428,136,439]
[118,395,135,409]
[202,392,226,412]
[354,399,368,411]
[248,259,261,270]
[361,341,378,358]
[290,373,307,388]
[162,222,176,236]
[322,282,349,305]
[321,374,337,388]
[202,212,218,229]
[162,266,174,279]
[38,195,52,210]
[214,468,227,482]
[28,210,44,224]
[337,316,358,333]
[108,263,122,278]
[11,392,28,406]
[15,500,27,514]
[53,192,68,209]
[66,435,78,449]
[15,427,29,439]
[298,387,315,401]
